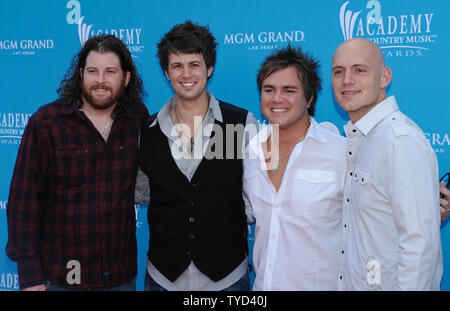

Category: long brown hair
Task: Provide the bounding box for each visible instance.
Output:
[57,34,145,120]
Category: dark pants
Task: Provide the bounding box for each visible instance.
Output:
[46,279,136,291]
[144,270,250,291]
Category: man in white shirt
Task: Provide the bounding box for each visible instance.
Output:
[332,38,443,290]
[243,46,347,290]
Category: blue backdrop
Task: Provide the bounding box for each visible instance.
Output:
[0,0,448,291]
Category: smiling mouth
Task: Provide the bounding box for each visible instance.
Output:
[342,90,360,96]
[271,108,288,113]
[181,82,195,87]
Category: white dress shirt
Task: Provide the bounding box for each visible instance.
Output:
[338,96,443,291]
[135,92,258,290]
[244,117,347,290]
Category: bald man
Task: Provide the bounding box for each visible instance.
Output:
[332,38,443,290]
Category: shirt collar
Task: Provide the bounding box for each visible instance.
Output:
[248,117,328,162]
[149,91,223,128]
[353,96,399,136]
[58,99,80,115]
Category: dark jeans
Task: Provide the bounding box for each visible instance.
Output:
[46,279,136,291]
[144,270,250,291]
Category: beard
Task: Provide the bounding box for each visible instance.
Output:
[81,81,126,111]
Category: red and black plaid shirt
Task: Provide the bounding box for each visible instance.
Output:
[6,99,148,289]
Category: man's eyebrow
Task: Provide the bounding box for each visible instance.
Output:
[262,84,299,89]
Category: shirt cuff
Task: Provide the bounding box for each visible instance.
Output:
[17,256,46,290]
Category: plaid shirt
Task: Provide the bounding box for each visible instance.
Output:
[6,99,148,289]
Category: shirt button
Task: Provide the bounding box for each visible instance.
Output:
[341,250,345,254]
[189,234,195,239]
[189,217,195,223]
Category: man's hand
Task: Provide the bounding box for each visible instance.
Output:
[22,284,46,291]
[440,181,450,222]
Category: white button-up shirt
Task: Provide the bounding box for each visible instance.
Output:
[338,96,443,291]
[244,117,347,290]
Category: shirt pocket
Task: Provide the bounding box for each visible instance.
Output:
[54,148,92,188]
[293,169,342,221]
[351,168,373,210]
[295,169,337,183]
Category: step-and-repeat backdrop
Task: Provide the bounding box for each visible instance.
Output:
[0,0,448,290]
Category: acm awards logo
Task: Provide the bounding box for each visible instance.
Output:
[66,0,144,57]
[0,113,32,145]
[339,1,437,57]
[0,272,19,291]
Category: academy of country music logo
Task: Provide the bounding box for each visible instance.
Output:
[0,113,32,145]
[0,272,19,291]
[339,1,437,57]
[223,29,306,51]
[66,0,144,56]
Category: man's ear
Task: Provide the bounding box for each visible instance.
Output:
[124,71,131,87]
[380,66,392,88]
[207,66,213,78]
[307,96,313,109]
[164,70,170,81]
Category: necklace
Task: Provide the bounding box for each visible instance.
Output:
[173,105,195,152]
[269,151,293,176]
[100,119,113,141]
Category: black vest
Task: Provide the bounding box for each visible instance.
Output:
[139,101,249,282]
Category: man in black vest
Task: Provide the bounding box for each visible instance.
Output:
[135,20,258,291]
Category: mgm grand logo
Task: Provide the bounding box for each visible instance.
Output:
[223,30,305,51]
